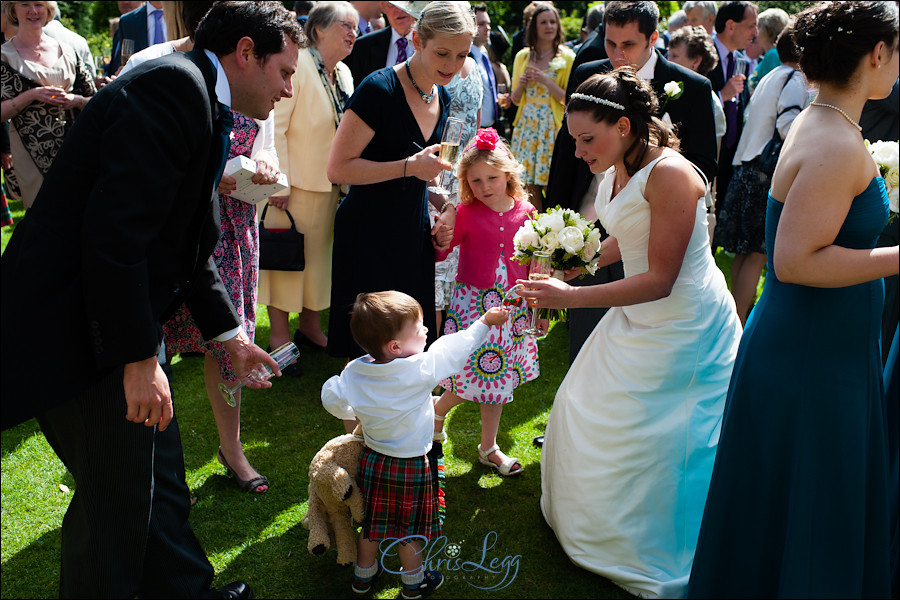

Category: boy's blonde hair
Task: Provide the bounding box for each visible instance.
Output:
[350,291,422,361]
[456,131,526,205]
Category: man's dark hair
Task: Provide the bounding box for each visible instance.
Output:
[604,1,659,39]
[715,1,757,35]
[194,1,305,61]
[472,3,488,15]
[294,1,314,16]
[184,2,217,39]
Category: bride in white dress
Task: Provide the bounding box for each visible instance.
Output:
[521,69,741,599]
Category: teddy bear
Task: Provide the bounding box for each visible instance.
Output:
[300,428,366,566]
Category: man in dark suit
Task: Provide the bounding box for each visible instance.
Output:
[708,1,758,218]
[570,23,607,83]
[0,3,302,597]
[545,0,718,365]
[107,1,166,75]
[344,0,416,85]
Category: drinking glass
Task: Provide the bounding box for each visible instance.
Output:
[218,342,299,407]
[120,39,135,66]
[729,60,748,103]
[524,251,552,336]
[428,116,463,196]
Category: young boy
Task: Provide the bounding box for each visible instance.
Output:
[321,291,509,599]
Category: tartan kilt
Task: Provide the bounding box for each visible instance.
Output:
[358,447,441,542]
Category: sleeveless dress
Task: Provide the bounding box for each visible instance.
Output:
[689,179,892,598]
[162,113,260,382]
[540,156,742,599]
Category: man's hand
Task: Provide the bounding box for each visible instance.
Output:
[123,355,173,431]
[222,330,282,387]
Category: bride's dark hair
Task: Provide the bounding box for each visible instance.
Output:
[567,67,680,176]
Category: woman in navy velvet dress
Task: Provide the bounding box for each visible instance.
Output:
[689,2,899,597]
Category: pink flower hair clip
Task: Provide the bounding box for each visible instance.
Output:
[467,127,501,152]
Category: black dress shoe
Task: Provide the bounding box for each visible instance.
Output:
[293,328,327,352]
[532,435,544,448]
[210,581,253,599]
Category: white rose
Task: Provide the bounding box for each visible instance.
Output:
[558,226,585,254]
[664,81,680,96]
[514,223,541,251]
[889,184,899,215]
[541,231,559,251]
[581,237,600,261]
[538,211,565,233]
[870,141,899,170]
[885,165,899,193]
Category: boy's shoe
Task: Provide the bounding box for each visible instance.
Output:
[400,570,444,599]
[351,563,383,594]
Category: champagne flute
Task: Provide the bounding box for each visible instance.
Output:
[729,60,747,103]
[218,342,300,407]
[428,116,463,196]
[120,39,135,66]
[524,251,552,336]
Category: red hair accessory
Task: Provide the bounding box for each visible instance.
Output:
[471,127,501,151]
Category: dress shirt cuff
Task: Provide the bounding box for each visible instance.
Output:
[214,326,243,343]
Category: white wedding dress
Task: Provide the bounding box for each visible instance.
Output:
[540,156,741,599]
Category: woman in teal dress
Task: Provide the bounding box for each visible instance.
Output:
[689,2,899,597]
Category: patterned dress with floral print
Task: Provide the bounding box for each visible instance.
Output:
[440,256,539,404]
[162,113,260,382]
[510,60,564,186]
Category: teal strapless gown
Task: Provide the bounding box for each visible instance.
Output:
[689,177,892,598]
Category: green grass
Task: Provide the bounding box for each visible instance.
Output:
[1,198,758,599]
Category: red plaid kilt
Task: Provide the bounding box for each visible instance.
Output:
[358,447,441,542]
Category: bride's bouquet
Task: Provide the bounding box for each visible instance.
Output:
[866,139,898,221]
[512,206,603,323]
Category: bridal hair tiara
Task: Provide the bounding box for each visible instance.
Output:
[570,93,625,110]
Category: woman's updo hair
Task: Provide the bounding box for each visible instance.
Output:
[792,1,898,87]
[567,67,680,176]
[415,1,476,45]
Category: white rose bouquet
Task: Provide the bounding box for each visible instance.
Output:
[866,139,899,220]
[512,206,603,322]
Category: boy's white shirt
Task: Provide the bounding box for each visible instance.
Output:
[321,320,490,458]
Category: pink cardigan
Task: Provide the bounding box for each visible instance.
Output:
[436,198,535,289]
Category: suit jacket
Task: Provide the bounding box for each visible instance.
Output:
[0,50,239,429]
[344,26,392,87]
[108,4,150,74]
[547,50,718,211]
[569,25,607,93]
[708,47,750,147]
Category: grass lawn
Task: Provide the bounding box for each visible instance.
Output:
[1,197,755,599]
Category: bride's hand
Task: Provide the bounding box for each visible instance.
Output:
[515,276,573,309]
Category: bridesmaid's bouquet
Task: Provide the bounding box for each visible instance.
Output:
[865,139,899,220]
[512,206,603,324]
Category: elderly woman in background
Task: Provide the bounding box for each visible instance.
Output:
[747,7,790,92]
[713,24,809,325]
[259,1,358,361]
[509,1,573,210]
[0,0,94,209]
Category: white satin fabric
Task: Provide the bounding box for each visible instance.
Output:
[540,156,741,599]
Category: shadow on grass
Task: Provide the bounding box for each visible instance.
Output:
[1,528,62,598]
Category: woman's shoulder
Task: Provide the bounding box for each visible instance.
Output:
[645,151,705,193]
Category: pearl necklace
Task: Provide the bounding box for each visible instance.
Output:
[405,59,434,104]
[810,102,862,132]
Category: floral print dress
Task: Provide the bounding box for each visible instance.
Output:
[162,113,260,381]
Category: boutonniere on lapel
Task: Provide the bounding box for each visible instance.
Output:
[661,80,684,109]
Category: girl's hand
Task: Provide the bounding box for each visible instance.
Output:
[515,276,573,309]
[251,158,279,185]
[407,144,448,181]
[481,306,510,327]
[536,317,550,336]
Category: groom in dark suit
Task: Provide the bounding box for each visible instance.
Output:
[546,1,718,364]
[1,2,302,597]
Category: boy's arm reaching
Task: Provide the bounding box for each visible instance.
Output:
[321,375,357,420]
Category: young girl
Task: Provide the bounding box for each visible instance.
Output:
[433,128,542,477]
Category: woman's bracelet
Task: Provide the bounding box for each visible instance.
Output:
[403,156,410,178]
[440,199,456,214]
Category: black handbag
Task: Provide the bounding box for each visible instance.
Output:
[757,69,802,177]
[258,203,305,271]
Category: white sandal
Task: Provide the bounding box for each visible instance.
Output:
[433,404,446,443]
[477,444,523,476]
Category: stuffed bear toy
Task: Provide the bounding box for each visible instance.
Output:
[300,428,365,566]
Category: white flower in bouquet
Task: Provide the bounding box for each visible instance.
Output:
[513,220,541,251]
[538,211,565,233]
[558,226,585,254]
[541,231,560,252]
[866,139,899,219]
